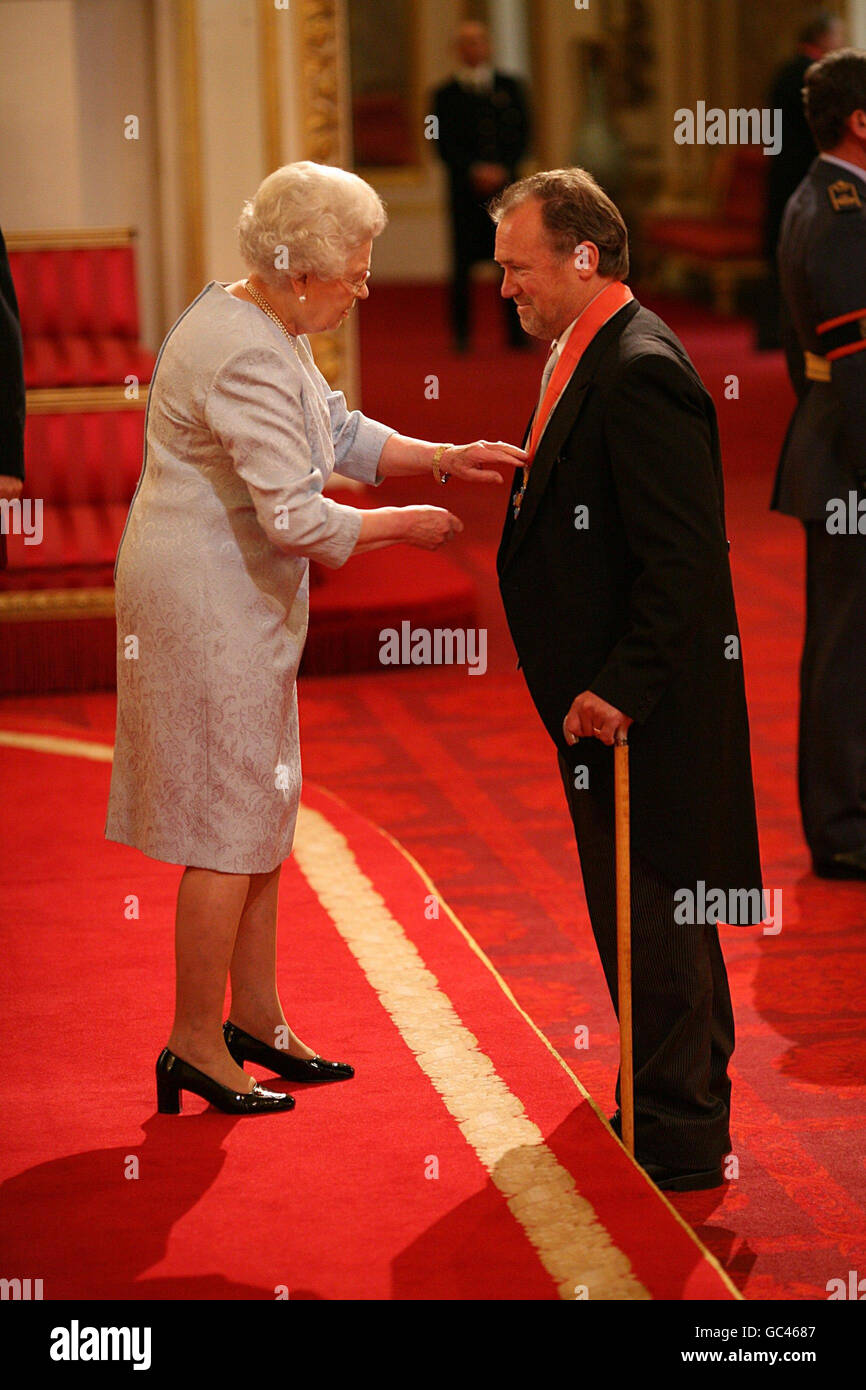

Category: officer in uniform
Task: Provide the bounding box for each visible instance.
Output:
[0,227,26,571]
[433,21,530,353]
[772,48,866,877]
[756,10,845,349]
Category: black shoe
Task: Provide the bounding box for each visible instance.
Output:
[223,1021,354,1083]
[813,848,866,880]
[608,1111,724,1190]
[155,1047,295,1115]
[641,1160,724,1192]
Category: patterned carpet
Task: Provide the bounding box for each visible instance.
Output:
[1,285,863,1297]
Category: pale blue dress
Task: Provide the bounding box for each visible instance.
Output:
[105,282,393,871]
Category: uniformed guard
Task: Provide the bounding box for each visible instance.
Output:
[772,48,866,877]
[433,20,530,354]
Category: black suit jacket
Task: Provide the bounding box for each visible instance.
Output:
[433,73,529,213]
[0,228,25,484]
[772,158,866,521]
[498,300,763,903]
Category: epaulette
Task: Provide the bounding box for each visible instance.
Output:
[827,179,862,213]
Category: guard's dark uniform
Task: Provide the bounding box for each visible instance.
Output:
[433,72,529,349]
[0,228,26,571]
[772,156,866,866]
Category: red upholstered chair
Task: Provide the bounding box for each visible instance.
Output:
[0,230,154,691]
[0,413,477,691]
[8,230,157,390]
[641,148,767,315]
[0,398,145,693]
[0,405,144,592]
[0,229,477,693]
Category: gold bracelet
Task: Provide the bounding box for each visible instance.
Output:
[432,443,452,484]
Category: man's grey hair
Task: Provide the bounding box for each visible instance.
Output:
[489,168,629,279]
[238,161,387,284]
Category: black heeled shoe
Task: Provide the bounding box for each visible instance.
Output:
[156,1047,295,1114]
[223,1021,354,1083]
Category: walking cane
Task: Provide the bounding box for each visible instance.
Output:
[614,731,635,1156]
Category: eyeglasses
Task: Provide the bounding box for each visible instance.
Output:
[339,269,371,297]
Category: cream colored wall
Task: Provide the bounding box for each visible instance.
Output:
[4,0,865,326]
[196,0,264,290]
[850,0,866,42]
[0,0,162,348]
[0,1,84,227]
[360,0,462,282]
[75,0,162,347]
[0,0,354,384]
[152,0,185,329]
[533,0,603,169]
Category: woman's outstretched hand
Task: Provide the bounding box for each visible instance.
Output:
[354,505,464,555]
[442,440,528,484]
[400,505,464,549]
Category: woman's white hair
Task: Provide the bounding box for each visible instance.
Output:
[238,161,387,284]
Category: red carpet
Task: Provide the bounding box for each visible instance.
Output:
[0,736,732,1300]
[1,285,864,1299]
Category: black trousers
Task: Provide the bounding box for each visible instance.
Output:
[558,753,735,1168]
[448,194,523,348]
[799,520,866,862]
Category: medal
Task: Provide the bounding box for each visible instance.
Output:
[513,469,528,518]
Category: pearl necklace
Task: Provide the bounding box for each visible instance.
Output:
[243,279,299,351]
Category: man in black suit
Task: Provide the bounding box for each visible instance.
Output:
[757,9,845,348]
[772,49,866,878]
[0,228,26,570]
[489,169,763,1191]
[433,21,530,353]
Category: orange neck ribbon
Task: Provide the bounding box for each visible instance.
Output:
[526,280,634,459]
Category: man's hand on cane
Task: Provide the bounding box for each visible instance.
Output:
[564,687,636,1155]
[0,476,23,501]
[563,690,633,747]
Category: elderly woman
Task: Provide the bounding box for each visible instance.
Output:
[104,161,524,1116]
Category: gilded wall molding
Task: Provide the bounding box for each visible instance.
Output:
[258,0,283,174]
[26,387,147,415]
[5,228,135,252]
[294,0,354,398]
[0,588,116,623]
[296,0,343,163]
[177,0,205,306]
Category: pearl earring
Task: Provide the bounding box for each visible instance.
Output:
[299,294,306,302]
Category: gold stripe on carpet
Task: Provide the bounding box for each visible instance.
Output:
[0,732,710,1300]
[369,805,744,1302]
[0,730,114,761]
[293,802,651,1301]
